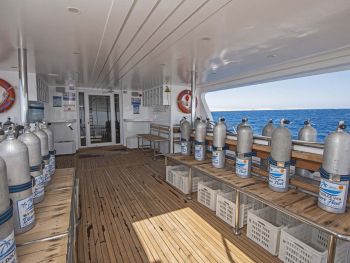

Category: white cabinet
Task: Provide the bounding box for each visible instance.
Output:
[143,85,170,107]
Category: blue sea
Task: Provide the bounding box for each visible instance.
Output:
[211,109,350,143]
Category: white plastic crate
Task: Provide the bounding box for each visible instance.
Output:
[197,181,221,211]
[175,173,199,194]
[279,224,350,263]
[165,165,188,186]
[215,191,254,228]
[247,207,299,255]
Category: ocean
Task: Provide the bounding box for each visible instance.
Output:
[211,109,350,143]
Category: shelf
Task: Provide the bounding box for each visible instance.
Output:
[165,153,350,243]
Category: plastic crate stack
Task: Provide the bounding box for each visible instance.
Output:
[165,165,198,194]
[247,206,350,262]
[279,224,350,263]
[216,191,253,229]
[247,207,299,255]
[197,181,222,211]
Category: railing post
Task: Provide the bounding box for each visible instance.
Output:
[187,167,193,200]
[18,48,29,124]
[327,234,337,263]
[234,190,241,235]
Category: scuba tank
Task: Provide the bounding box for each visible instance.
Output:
[261,119,275,170]
[194,119,207,161]
[194,117,201,129]
[33,123,50,185]
[296,120,317,179]
[212,118,227,168]
[41,122,55,177]
[262,119,275,137]
[318,121,350,214]
[0,126,35,234]
[236,118,248,133]
[2,117,14,131]
[0,156,17,262]
[268,119,292,192]
[180,117,191,155]
[18,125,45,204]
[236,120,253,178]
[0,122,5,142]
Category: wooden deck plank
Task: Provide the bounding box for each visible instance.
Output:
[76,149,281,263]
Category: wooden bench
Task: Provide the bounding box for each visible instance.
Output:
[137,123,171,158]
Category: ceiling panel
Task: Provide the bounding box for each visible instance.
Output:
[0,0,350,89]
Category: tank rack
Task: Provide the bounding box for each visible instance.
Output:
[165,152,350,263]
[15,168,78,262]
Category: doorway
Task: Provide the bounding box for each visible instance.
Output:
[78,90,120,147]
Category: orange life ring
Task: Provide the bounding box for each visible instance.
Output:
[0,79,16,113]
[177,89,196,114]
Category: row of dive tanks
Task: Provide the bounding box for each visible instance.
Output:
[180,117,350,214]
[0,121,55,262]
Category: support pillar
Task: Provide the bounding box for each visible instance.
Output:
[18,48,29,124]
[190,68,196,128]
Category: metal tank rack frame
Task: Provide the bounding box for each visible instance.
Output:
[165,134,350,263]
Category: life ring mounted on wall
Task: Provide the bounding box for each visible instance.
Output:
[0,79,16,113]
[177,89,197,114]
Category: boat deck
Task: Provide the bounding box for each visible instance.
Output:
[64,148,280,263]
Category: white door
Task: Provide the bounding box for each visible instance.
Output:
[78,90,117,147]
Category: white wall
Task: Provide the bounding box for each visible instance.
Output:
[0,70,37,124]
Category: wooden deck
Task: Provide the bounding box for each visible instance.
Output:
[71,149,280,263]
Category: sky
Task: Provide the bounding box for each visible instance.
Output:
[205,70,350,111]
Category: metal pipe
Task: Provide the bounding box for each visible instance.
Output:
[327,235,337,263]
[18,48,29,124]
[187,168,192,200]
[234,190,241,235]
[190,69,196,128]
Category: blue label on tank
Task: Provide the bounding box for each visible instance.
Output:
[33,174,45,199]
[319,179,348,210]
[269,164,288,189]
[236,157,249,177]
[195,145,204,160]
[181,142,188,154]
[17,195,35,229]
[0,231,16,263]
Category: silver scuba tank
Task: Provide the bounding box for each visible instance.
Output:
[0,126,35,234]
[268,119,292,192]
[296,120,317,179]
[194,117,201,129]
[41,122,55,177]
[2,117,14,131]
[18,125,45,204]
[194,119,207,161]
[318,121,350,213]
[212,118,227,168]
[0,157,17,262]
[33,123,50,185]
[236,121,253,178]
[261,119,275,170]
[262,119,275,137]
[236,118,248,133]
[0,123,5,142]
[180,117,191,155]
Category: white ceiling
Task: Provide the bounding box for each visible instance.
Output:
[1,0,350,90]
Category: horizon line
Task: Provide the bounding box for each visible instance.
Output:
[210,107,350,112]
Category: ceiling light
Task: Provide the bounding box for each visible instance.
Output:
[67,7,81,14]
[267,54,277,58]
[48,73,59,77]
[73,51,80,55]
[200,36,211,41]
